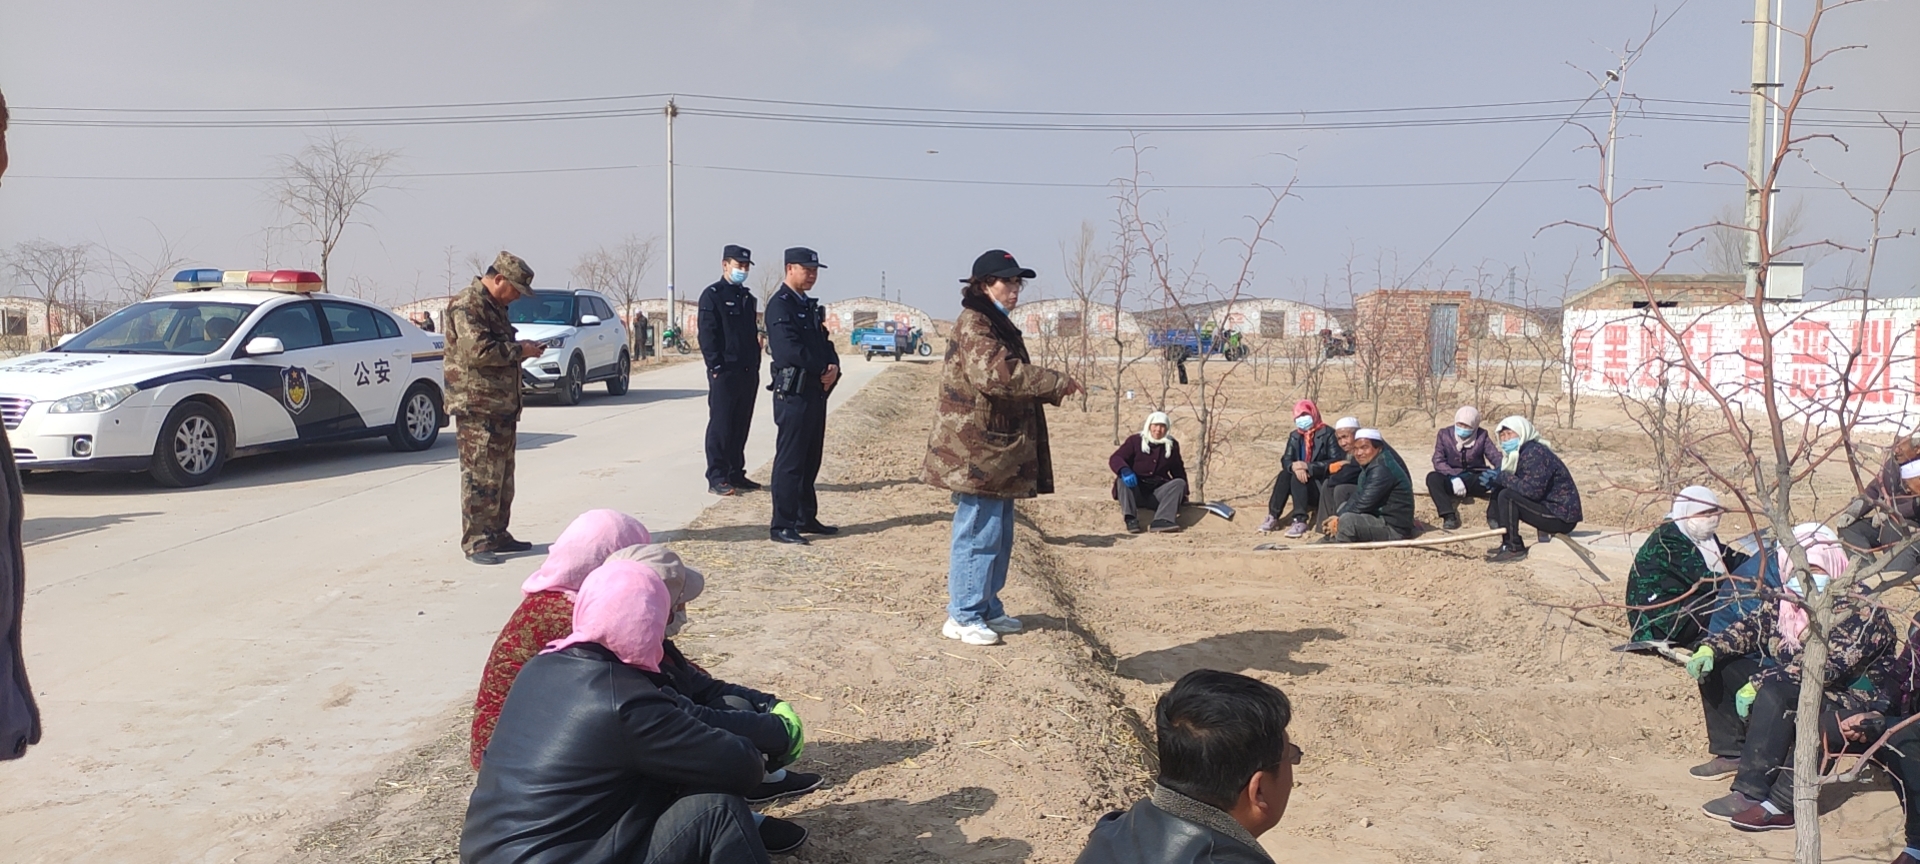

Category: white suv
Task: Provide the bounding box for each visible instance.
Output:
[509,289,632,405]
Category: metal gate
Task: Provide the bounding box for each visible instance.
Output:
[1428,304,1459,378]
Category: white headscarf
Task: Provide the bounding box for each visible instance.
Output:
[1494,416,1546,474]
[1668,485,1726,575]
[1141,411,1173,452]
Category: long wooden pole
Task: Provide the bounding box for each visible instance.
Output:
[1254,528,1502,552]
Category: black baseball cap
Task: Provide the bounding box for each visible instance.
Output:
[962,249,1036,283]
[723,244,753,265]
[784,247,826,268]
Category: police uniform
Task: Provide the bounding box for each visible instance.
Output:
[444,251,534,562]
[765,247,837,543]
[698,244,762,493]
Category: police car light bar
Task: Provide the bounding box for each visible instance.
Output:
[172,269,325,293]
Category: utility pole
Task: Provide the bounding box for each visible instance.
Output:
[1768,0,1784,250]
[1601,66,1624,282]
[665,98,678,343]
[881,270,887,303]
[1744,0,1772,298]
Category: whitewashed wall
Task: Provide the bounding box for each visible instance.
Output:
[1563,299,1920,431]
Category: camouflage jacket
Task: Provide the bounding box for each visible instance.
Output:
[922,294,1072,499]
[1705,586,1895,696]
[443,279,523,418]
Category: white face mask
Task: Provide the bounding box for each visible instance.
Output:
[1679,513,1721,541]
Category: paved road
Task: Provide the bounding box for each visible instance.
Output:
[0,357,894,863]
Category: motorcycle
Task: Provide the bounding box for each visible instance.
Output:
[660,325,691,355]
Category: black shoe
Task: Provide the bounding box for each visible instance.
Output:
[798,521,839,536]
[746,770,823,804]
[758,816,808,855]
[1149,519,1182,533]
[730,476,763,491]
[1689,756,1741,781]
[1441,515,1462,531]
[1485,511,1500,530]
[496,538,533,553]
[1486,544,1529,563]
[710,482,738,497]
[769,528,810,545]
[1124,516,1143,534]
[466,550,503,566]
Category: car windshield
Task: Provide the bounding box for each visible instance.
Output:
[508,291,575,326]
[60,301,256,355]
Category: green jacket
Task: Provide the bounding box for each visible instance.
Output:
[1625,521,1749,642]
[443,279,523,418]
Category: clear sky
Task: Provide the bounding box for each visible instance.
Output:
[1,0,1915,313]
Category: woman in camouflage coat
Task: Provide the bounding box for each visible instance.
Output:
[923,250,1080,646]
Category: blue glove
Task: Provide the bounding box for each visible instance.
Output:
[1735,682,1757,719]
[1120,468,1138,489]
[1480,469,1501,488]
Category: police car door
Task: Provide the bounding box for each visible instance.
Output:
[319,300,406,432]
[231,300,347,444]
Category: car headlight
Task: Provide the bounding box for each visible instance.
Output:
[47,384,138,414]
[540,336,567,350]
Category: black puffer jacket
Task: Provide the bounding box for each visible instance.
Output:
[460,644,767,864]
[1074,786,1272,864]
[1338,443,1416,537]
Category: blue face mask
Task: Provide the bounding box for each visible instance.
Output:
[1295,416,1313,431]
[1499,438,1520,454]
[726,268,748,285]
[1455,426,1474,439]
[993,301,1008,313]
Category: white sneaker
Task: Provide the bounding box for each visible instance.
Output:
[942,618,1002,646]
[985,615,1023,634]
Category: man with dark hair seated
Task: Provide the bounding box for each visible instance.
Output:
[1075,669,1298,863]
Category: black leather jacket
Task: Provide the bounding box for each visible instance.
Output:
[459,644,766,864]
[1075,787,1272,864]
[1339,443,1415,537]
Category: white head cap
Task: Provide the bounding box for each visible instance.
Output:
[1356,428,1384,442]
[1334,416,1361,430]
[1902,459,1920,481]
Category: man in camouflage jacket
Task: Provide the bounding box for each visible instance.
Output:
[444,251,542,565]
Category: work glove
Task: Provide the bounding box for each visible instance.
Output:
[1836,497,1869,529]
[1735,682,1758,719]
[1451,477,1467,497]
[1120,469,1138,489]
[1480,469,1502,489]
[1685,645,1716,682]
[1328,461,1348,475]
[770,701,805,766]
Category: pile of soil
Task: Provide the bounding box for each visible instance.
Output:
[285,358,1911,863]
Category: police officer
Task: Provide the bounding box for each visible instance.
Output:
[698,245,762,496]
[766,247,839,545]
[444,251,544,565]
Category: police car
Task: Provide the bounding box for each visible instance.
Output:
[509,288,632,405]
[0,269,448,487]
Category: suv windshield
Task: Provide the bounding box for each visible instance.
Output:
[61,301,255,355]
[508,291,576,326]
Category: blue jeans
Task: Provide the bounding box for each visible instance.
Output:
[947,493,1015,626]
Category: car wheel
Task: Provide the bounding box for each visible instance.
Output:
[559,354,585,405]
[606,350,631,395]
[388,383,441,451]
[150,401,227,487]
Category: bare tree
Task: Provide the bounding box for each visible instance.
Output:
[1058,221,1109,414]
[101,226,188,305]
[572,235,659,356]
[270,129,399,289]
[4,240,93,348]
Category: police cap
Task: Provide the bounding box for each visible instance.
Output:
[723,244,753,265]
[783,247,826,268]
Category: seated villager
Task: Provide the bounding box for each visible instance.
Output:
[607,544,821,804]
[1626,486,1752,646]
[1857,614,1920,861]
[1691,525,1894,828]
[460,560,810,863]
[1110,411,1190,534]
[1425,406,1497,531]
[470,509,652,770]
[1312,417,1363,516]
[1321,429,1414,544]
[1075,670,1298,864]
[1837,439,1920,589]
[1483,416,1583,563]
[1261,399,1337,538]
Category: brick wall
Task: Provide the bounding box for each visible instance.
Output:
[1354,290,1472,380]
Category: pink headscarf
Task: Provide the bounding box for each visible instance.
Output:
[521,510,652,596]
[1775,523,1849,652]
[1293,399,1325,463]
[541,560,671,671]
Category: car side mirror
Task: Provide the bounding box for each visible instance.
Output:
[242,336,285,357]
[578,314,602,326]
[54,333,77,347]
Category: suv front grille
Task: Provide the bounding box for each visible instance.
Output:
[0,397,30,430]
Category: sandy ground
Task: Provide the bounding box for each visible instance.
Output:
[279,357,1919,863]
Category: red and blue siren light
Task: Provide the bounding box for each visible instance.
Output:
[172,268,325,293]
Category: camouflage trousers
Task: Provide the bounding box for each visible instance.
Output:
[457,414,517,554]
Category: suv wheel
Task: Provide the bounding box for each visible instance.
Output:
[388,383,441,451]
[606,350,631,395]
[150,402,227,487]
[559,354,586,405]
